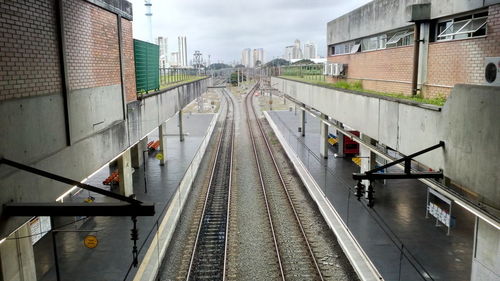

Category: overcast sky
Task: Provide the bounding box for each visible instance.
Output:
[130,0,371,65]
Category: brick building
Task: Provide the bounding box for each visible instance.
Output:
[0,0,136,103]
[326,0,500,98]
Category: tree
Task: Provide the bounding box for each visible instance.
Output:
[292,59,315,65]
[265,58,289,67]
[230,71,246,86]
[208,63,232,70]
[234,64,245,68]
[255,60,262,67]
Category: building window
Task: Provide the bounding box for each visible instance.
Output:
[386,28,414,48]
[436,11,487,41]
[331,41,355,55]
[361,34,387,51]
[350,43,361,54]
[361,36,378,51]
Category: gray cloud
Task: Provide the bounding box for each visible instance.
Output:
[130,0,371,64]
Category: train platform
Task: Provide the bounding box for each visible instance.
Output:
[266,110,475,281]
[33,112,217,281]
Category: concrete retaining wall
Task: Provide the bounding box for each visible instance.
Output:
[271,77,500,210]
[0,78,211,238]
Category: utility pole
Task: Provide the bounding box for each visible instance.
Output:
[144,0,153,43]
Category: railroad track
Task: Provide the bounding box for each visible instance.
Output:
[185,88,235,281]
[244,81,325,281]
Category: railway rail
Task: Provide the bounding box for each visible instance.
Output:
[244,82,325,281]
[185,88,235,281]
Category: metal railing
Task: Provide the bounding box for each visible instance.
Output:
[279,64,325,81]
[159,67,206,88]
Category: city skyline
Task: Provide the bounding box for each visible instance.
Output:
[130,0,372,64]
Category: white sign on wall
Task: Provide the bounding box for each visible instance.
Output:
[29,216,52,245]
[427,202,451,227]
[426,188,452,235]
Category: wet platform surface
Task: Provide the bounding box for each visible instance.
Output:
[268,110,475,281]
[34,113,215,281]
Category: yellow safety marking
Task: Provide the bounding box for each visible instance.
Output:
[352,157,361,167]
[84,235,98,249]
[156,153,164,161]
[328,137,337,145]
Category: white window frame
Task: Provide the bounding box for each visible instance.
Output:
[437,12,488,41]
[386,30,414,45]
[350,44,360,54]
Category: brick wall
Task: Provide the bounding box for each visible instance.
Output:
[327,4,500,98]
[64,0,121,90]
[0,0,137,102]
[426,4,500,97]
[0,0,62,101]
[121,18,136,102]
[327,46,414,95]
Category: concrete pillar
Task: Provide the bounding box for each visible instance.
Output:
[0,224,37,281]
[117,149,133,197]
[377,143,388,185]
[320,114,329,159]
[178,110,184,142]
[359,134,377,191]
[109,160,118,174]
[417,22,430,94]
[300,106,306,137]
[131,137,148,169]
[336,122,345,157]
[471,218,500,281]
[158,122,167,166]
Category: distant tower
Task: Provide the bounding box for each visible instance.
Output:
[193,51,203,68]
[145,0,153,42]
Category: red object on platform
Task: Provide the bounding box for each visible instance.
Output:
[343,131,360,155]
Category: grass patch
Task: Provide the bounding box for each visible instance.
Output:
[136,76,206,98]
[280,75,446,106]
[160,76,205,89]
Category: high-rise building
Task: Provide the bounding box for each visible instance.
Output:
[284,39,304,61]
[241,48,251,67]
[253,48,264,66]
[303,42,317,59]
[178,36,188,67]
[294,39,303,59]
[156,37,168,57]
[284,46,295,61]
[156,36,168,67]
[170,52,180,67]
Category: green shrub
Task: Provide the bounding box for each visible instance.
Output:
[280,75,447,106]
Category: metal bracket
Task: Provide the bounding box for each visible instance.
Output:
[353,141,445,181]
[0,158,142,205]
[352,142,445,208]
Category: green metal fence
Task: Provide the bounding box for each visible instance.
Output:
[134,39,159,94]
[280,64,325,81]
